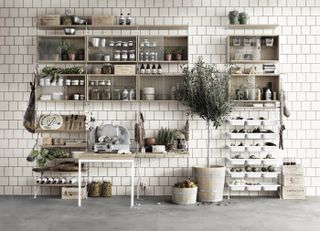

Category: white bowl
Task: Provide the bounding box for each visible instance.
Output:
[246,120,261,126]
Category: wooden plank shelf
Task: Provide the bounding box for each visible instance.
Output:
[37,24,188,30]
[33,183,86,187]
[225,24,279,30]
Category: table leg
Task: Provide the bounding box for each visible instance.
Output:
[78,160,82,207]
[131,160,134,207]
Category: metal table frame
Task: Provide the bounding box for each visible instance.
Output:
[78,157,135,207]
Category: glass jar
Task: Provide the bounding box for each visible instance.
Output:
[129,50,135,61]
[115,41,122,47]
[114,50,121,61]
[101,181,112,197]
[109,41,114,47]
[113,89,121,100]
[121,50,128,61]
[122,41,128,47]
[149,51,155,61]
[128,41,134,47]
[102,63,113,74]
[144,51,149,61]
[90,88,100,100]
[143,39,149,47]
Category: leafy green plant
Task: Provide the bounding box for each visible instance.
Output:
[40,66,83,83]
[228,10,239,18]
[157,127,175,150]
[26,147,69,167]
[164,47,173,54]
[59,41,71,55]
[176,58,232,167]
[174,179,197,188]
[173,47,184,55]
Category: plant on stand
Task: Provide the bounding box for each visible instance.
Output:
[176,58,232,202]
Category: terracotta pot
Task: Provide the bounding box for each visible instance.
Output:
[165,54,172,61]
[68,53,76,61]
[145,137,156,146]
[175,54,182,61]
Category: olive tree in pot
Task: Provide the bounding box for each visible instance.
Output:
[176,58,232,202]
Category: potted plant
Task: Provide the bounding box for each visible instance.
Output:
[156,127,175,151]
[59,41,71,60]
[26,147,69,167]
[40,66,83,84]
[67,45,77,61]
[176,58,232,202]
[239,12,249,24]
[47,41,60,61]
[228,10,239,24]
[174,47,184,61]
[164,47,173,61]
[172,179,198,205]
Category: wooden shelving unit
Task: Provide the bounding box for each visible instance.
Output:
[225,24,279,30]
[37,24,189,30]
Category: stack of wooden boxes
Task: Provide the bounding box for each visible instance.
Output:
[281,165,305,199]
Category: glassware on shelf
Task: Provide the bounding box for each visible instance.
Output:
[121,50,128,61]
[129,50,135,61]
[113,89,121,100]
[114,50,121,61]
[90,88,100,100]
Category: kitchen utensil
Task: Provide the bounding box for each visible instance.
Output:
[91,37,100,47]
[73,16,87,25]
[64,27,76,35]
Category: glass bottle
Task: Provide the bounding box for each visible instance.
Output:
[129,89,135,100]
[126,13,132,25]
[106,80,111,100]
[146,64,151,74]
[122,88,129,101]
[152,64,157,74]
[140,64,145,74]
[119,13,125,25]
[157,64,162,74]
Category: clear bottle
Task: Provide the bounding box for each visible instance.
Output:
[265,88,272,100]
[256,86,261,100]
[126,13,132,25]
[122,88,129,101]
[119,13,125,25]
[157,64,162,74]
[146,64,151,74]
[140,64,145,74]
[152,64,157,74]
[106,80,112,100]
[129,89,135,100]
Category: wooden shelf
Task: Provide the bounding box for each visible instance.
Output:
[40,144,87,148]
[230,73,280,77]
[138,61,188,64]
[33,183,86,187]
[87,61,137,64]
[225,24,279,30]
[35,129,86,133]
[37,60,87,64]
[229,60,279,64]
[37,24,188,30]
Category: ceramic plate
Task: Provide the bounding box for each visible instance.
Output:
[39,114,63,130]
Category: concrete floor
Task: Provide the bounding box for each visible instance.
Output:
[0,196,319,231]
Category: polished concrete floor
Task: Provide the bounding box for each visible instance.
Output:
[0,196,318,231]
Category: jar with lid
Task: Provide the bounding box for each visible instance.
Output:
[101,80,112,100]
[121,50,128,61]
[122,41,128,47]
[102,63,113,74]
[114,50,121,61]
[143,39,149,47]
[109,41,114,47]
[128,41,134,47]
[129,50,135,61]
[115,41,122,47]
[149,51,155,61]
[90,88,100,100]
[113,89,121,100]
[144,51,149,61]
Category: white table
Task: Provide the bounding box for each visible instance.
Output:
[78,154,135,207]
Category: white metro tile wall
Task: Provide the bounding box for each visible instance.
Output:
[0,0,320,196]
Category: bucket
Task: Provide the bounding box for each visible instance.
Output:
[193,166,226,202]
[172,186,198,205]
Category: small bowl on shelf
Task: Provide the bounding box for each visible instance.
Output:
[64,27,76,35]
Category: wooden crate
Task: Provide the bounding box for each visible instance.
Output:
[282,165,304,175]
[38,15,60,26]
[282,186,305,199]
[62,186,87,200]
[114,65,136,75]
[92,16,114,26]
[282,175,305,187]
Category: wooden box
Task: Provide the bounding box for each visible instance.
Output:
[38,15,60,26]
[92,15,114,26]
[281,186,305,200]
[282,175,305,187]
[282,165,304,175]
[62,186,87,200]
[114,65,136,75]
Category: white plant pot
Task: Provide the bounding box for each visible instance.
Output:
[262,120,278,126]
[229,184,246,191]
[262,184,279,191]
[262,159,277,165]
[246,172,262,178]
[246,185,262,191]
[228,145,246,152]
[246,120,261,126]
[263,146,277,152]
[246,146,262,152]
[246,133,262,139]
[229,158,245,165]
[263,133,276,139]
[229,133,246,139]
[229,171,245,178]
[172,186,198,205]
[246,159,262,165]
[262,172,278,178]
[228,120,245,126]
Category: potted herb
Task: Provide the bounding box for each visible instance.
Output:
[67,45,77,61]
[172,179,198,205]
[40,66,83,83]
[228,10,239,24]
[156,127,175,151]
[59,41,71,60]
[239,12,249,24]
[174,48,184,61]
[164,47,173,61]
[176,58,232,202]
[26,147,69,167]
